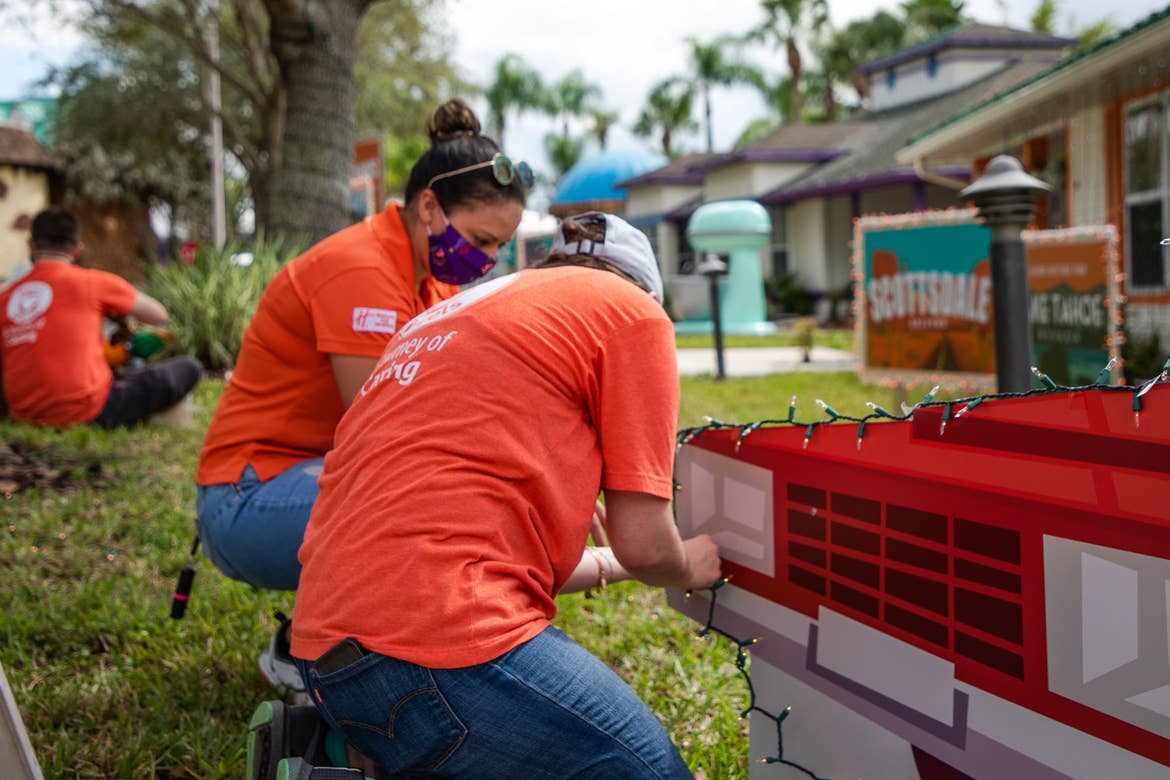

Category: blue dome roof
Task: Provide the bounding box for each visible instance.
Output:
[551,148,668,207]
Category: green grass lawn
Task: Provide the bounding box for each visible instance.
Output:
[675,328,855,352]
[1,371,909,779]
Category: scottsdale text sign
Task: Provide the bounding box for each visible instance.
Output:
[857,211,995,384]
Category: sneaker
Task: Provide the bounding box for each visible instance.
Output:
[246,700,332,780]
[259,612,310,704]
[274,757,361,780]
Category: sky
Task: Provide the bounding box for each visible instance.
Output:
[1,0,1165,198]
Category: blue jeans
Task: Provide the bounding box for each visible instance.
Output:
[195,458,323,591]
[296,626,692,779]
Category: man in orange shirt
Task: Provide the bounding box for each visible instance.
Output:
[288,213,721,778]
[0,208,200,428]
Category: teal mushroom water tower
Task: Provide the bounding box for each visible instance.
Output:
[681,200,775,336]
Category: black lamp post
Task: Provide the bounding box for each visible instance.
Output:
[958,155,1052,393]
[698,253,729,381]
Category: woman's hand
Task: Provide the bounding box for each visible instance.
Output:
[680,534,722,590]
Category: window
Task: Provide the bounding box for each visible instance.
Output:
[1123,96,1170,289]
[637,226,659,262]
[886,68,897,90]
[926,55,938,79]
[768,206,789,278]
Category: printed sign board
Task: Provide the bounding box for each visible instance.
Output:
[350,138,385,219]
[1025,226,1121,386]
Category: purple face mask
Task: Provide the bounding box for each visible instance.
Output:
[426,211,496,285]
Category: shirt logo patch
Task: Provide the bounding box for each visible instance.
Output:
[7,281,53,325]
[352,307,397,334]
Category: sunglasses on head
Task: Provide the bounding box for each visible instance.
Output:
[427,152,534,191]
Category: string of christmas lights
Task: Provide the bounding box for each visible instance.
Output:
[677,358,1170,453]
[673,356,1168,775]
[683,579,827,778]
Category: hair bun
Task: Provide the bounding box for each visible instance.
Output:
[428,99,481,144]
[560,216,606,244]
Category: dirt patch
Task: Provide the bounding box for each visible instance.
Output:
[0,441,106,496]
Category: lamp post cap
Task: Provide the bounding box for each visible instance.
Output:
[958,154,1052,200]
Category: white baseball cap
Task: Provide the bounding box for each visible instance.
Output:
[550,211,664,303]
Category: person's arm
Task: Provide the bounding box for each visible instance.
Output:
[561,545,630,594]
[602,489,722,590]
[330,353,378,408]
[127,292,168,325]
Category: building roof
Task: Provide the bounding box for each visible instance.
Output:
[0,126,58,169]
[760,58,1054,204]
[860,22,1075,74]
[696,122,867,174]
[614,152,715,189]
[899,5,1170,162]
[550,148,668,207]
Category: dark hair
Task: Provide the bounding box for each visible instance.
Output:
[30,208,80,253]
[403,99,527,211]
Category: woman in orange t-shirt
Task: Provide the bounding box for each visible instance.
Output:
[194,100,529,692]
[288,213,722,778]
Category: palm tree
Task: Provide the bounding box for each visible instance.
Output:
[818,11,905,107]
[548,69,602,139]
[744,71,796,124]
[748,0,830,125]
[545,133,584,178]
[901,0,965,43]
[683,36,763,151]
[589,108,619,150]
[1030,0,1058,34]
[634,79,698,157]
[484,53,546,147]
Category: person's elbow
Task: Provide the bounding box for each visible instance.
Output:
[604,490,688,586]
[130,294,169,325]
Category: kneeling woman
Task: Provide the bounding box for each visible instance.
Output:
[291,213,721,778]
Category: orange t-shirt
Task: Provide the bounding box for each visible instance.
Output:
[196,205,456,485]
[0,262,138,426]
[291,266,679,668]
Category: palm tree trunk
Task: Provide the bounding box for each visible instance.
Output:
[265,1,367,245]
[787,38,804,124]
[704,82,713,152]
[662,127,673,157]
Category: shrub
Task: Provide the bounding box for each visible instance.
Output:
[793,316,817,362]
[1121,329,1166,384]
[145,234,298,372]
[765,272,814,318]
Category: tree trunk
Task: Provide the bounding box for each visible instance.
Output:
[823,86,837,121]
[851,72,871,105]
[264,0,367,246]
[662,127,672,157]
[704,82,713,153]
[787,38,804,124]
